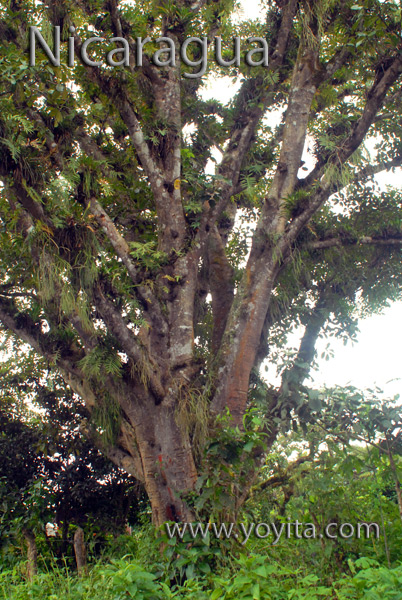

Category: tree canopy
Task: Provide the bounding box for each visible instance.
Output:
[0,0,402,526]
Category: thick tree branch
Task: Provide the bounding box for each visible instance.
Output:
[340,57,402,160]
[0,297,97,410]
[80,420,144,482]
[308,236,402,250]
[64,22,188,253]
[256,455,314,493]
[348,156,402,187]
[299,55,402,198]
[92,284,166,402]
[89,198,141,284]
[280,290,333,394]
[207,225,234,353]
[211,0,299,220]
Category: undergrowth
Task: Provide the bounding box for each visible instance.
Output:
[2,530,402,600]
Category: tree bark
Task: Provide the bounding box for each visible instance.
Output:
[22,527,37,581]
[386,441,402,526]
[127,398,198,527]
[73,527,87,576]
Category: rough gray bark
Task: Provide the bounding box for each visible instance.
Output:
[73,527,87,576]
[22,528,37,581]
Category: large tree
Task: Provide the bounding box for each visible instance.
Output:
[0,0,402,525]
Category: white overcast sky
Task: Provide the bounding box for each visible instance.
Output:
[200,0,402,400]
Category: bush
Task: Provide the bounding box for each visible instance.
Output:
[2,540,402,600]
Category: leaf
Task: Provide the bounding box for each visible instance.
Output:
[243,441,254,453]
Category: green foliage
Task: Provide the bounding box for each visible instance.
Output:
[128,241,168,271]
[3,550,402,600]
[100,558,170,600]
[211,553,333,600]
[344,558,402,599]
[78,341,123,379]
[0,350,145,567]
[190,409,268,519]
[91,390,122,447]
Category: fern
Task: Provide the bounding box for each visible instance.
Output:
[92,390,122,447]
[78,341,123,379]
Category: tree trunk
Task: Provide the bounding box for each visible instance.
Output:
[132,401,198,527]
[79,375,200,527]
[387,444,402,526]
[73,527,87,576]
[22,527,37,581]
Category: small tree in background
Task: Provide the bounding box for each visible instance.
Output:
[0,347,146,569]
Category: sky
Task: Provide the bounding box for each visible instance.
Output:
[199,0,402,401]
